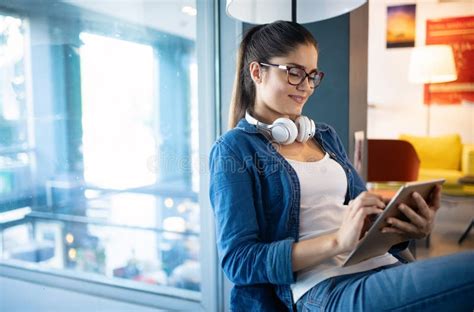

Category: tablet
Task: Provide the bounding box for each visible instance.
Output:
[342,179,445,267]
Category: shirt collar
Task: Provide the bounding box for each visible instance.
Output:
[235,118,260,134]
[234,117,330,134]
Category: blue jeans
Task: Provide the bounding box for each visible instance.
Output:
[296,251,474,311]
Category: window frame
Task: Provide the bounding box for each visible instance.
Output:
[0,0,221,310]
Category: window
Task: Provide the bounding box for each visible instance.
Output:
[0,1,218,310]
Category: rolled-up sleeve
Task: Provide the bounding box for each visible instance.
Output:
[209,140,295,286]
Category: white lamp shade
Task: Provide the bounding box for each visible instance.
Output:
[408,45,458,84]
[226,0,367,24]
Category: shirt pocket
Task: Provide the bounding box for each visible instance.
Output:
[257,160,287,231]
[258,160,284,199]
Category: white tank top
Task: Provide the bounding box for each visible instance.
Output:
[286,153,399,302]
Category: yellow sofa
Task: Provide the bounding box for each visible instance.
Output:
[399,134,474,195]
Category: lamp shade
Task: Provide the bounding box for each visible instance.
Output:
[226,0,367,24]
[408,45,457,84]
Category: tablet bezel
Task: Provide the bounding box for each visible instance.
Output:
[342,179,445,267]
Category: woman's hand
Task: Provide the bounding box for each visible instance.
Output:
[381,184,442,239]
[336,192,385,253]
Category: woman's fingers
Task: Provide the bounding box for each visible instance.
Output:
[347,206,382,232]
[349,193,386,218]
[354,206,384,222]
[386,217,421,236]
[380,227,404,234]
[430,185,442,212]
[412,192,432,219]
[382,198,435,239]
[398,203,426,228]
[363,197,386,209]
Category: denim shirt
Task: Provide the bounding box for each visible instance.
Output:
[209,118,367,311]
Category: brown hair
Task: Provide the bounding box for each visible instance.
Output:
[228,21,318,128]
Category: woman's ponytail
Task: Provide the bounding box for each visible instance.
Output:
[228,25,263,129]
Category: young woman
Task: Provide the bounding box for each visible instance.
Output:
[209,21,474,311]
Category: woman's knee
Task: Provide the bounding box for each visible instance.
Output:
[445,250,474,266]
[433,251,474,281]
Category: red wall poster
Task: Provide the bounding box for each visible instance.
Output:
[425,16,474,105]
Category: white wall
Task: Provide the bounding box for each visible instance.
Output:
[368,0,474,142]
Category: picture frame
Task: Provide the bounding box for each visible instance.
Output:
[386,4,416,49]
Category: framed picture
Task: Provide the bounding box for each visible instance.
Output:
[386,4,416,48]
[425,15,474,105]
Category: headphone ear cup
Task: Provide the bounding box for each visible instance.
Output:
[295,116,306,142]
[309,119,316,139]
[295,116,311,143]
[271,118,297,145]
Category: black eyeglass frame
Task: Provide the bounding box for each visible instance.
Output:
[259,62,325,89]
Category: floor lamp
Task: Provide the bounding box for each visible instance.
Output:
[408,45,458,136]
[226,0,367,23]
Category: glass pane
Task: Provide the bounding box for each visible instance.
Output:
[0,0,203,297]
[0,13,33,207]
[0,152,32,199]
[0,14,28,148]
[80,32,156,189]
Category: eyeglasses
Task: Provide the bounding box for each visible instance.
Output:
[259,62,324,89]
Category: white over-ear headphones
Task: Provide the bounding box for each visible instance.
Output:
[245,111,316,145]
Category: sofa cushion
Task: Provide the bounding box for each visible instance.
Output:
[462,144,474,175]
[419,168,462,185]
[400,134,462,171]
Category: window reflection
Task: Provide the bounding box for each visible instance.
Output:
[2,210,200,290]
[0,0,202,295]
[0,14,31,203]
[80,32,156,189]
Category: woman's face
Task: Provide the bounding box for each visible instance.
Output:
[251,43,319,122]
